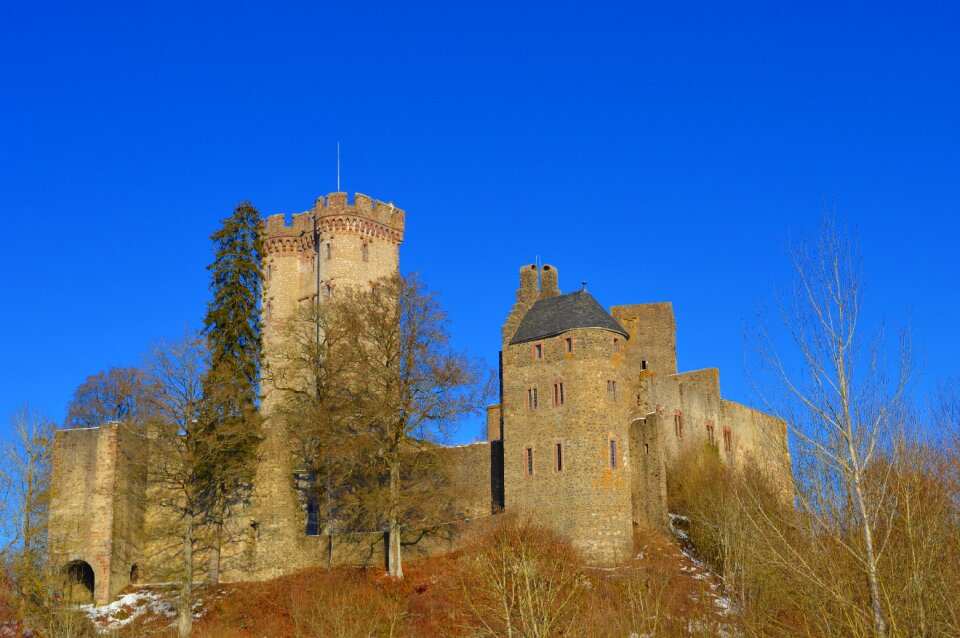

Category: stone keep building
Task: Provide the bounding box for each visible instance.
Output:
[48,191,790,604]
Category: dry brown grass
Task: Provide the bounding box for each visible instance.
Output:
[99,516,732,638]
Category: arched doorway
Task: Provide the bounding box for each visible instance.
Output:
[63,560,95,604]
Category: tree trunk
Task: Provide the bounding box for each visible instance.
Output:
[853,472,887,637]
[179,515,194,638]
[387,462,403,579]
[207,512,222,585]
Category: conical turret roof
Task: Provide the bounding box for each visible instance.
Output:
[509,290,628,345]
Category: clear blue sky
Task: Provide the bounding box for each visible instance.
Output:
[1,1,957,443]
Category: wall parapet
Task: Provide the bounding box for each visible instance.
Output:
[262,192,405,255]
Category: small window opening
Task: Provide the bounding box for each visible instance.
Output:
[362,242,369,262]
[613,337,620,353]
[555,443,563,472]
[266,263,272,281]
[674,412,684,438]
[609,439,618,469]
[534,343,542,360]
[306,493,320,536]
[564,337,573,353]
[325,284,333,298]
[723,427,732,452]
[130,564,139,584]
[553,381,564,406]
[707,421,716,445]
[266,300,273,322]
[644,443,649,455]
[325,242,332,259]
[607,380,618,402]
[528,387,539,411]
[641,360,648,370]
[525,447,534,476]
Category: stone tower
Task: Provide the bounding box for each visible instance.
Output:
[245,192,405,579]
[499,265,636,564]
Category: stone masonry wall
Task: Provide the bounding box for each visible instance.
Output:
[48,422,146,604]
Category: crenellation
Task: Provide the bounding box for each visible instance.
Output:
[354,192,373,212]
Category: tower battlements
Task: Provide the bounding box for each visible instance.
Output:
[263,193,405,254]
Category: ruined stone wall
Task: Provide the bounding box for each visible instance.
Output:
[629,412,668,530]
[437,441,495,519]
[721,399,792,493]
[502,325,635,564]
[48,423,146,604]
[612,303,678,378]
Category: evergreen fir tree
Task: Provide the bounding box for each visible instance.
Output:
[201,200,264,583]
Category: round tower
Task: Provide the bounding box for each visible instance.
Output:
[260,192,405,403]
[247,192,405,580]
[500,265,635,564]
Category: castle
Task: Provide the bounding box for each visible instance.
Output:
[48,192,791,604]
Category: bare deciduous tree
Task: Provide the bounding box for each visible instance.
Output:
[270,273,490,578]
[143,333,212,638]
[0,405,53,600]
[754,217,910,637]
[64,366,153,429]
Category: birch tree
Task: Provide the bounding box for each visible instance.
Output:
[755,217,909,637]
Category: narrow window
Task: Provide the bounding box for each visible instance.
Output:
[533,387,538,410]
[564,337,573,353]
[534,343,542,360]
[613,337,620,353]
[525,447,534,476]
[266,263,272,281]
[325,242,332,259]
[527,388,533,411]
[607,380,617,402]
[306,494,320,536]
[553,381,565,406]
[706,421,716,445]
[266,300,273,322]
[325,284,333,298]
[723,426,732,452]
[609,438,618,469]
[641,360,648,370]
[674,411,684,438]
[555,442,563,472]
[362,242,369,262]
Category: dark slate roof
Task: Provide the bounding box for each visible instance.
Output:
[509,290,629,345]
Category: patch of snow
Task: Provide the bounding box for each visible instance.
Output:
[668,513,690,540]
[79,589,177,633]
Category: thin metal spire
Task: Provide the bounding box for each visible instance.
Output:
[337,142,340,192]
